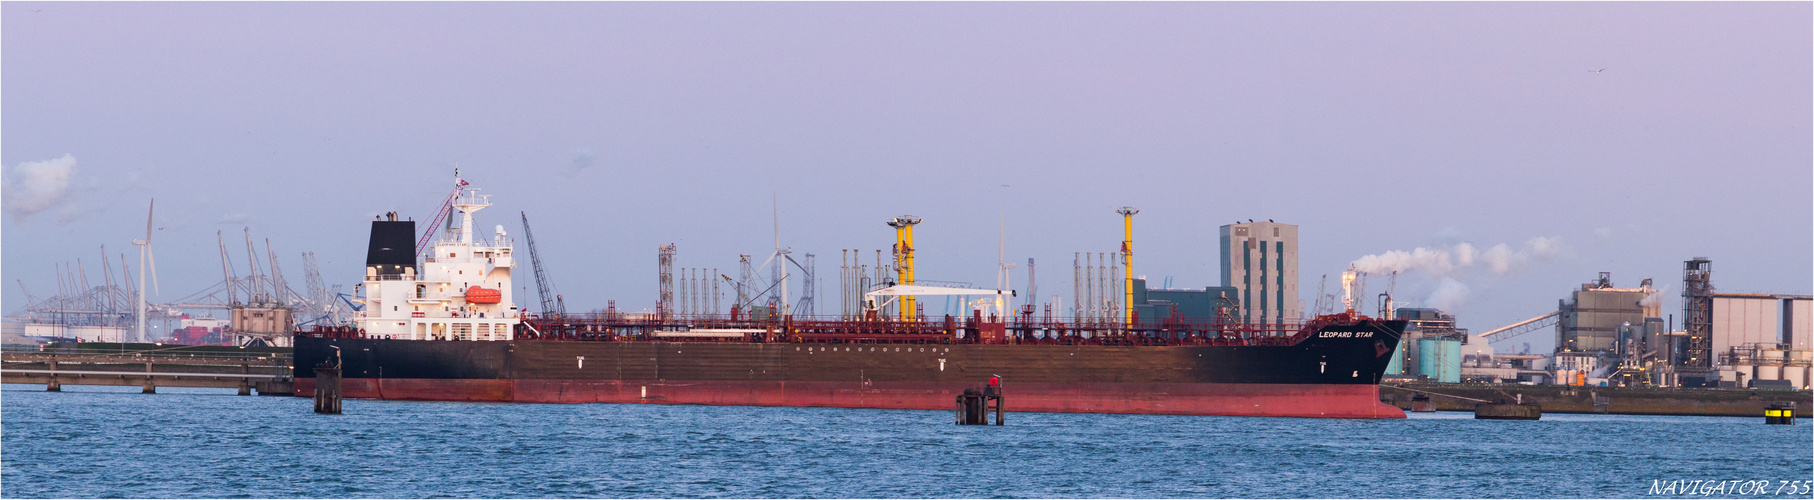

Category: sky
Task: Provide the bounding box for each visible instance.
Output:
[4,2,1809,353]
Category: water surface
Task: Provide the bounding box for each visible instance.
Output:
[3,384,1808,498]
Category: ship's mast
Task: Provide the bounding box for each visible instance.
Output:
[452,188,491,246]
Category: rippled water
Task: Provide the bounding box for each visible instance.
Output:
[3,384,1809,498]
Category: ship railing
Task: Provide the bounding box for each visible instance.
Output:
[429,236,511,250]
[3,344,293,362]
[505,311,1342,347]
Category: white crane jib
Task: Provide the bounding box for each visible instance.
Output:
[864,285,1014,319]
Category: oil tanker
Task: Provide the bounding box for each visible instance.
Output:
[294,177,1409,418]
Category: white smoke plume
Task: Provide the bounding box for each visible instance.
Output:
[1351,237,1562,277]
[3,154,77,220]
[1425,277,1470,313]
[1639,284,1673,308]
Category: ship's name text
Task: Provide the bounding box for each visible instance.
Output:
[1318,331,1373,338]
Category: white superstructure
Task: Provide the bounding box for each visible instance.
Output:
[358,180,519,341]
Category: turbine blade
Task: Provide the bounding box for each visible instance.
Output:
[145,199,155,241]
[148,244,161,296]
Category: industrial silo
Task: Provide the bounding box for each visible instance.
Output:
[1417,337,1461,383]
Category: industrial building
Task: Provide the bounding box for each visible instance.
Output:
[1460,352,1547,384]
[1493,259,1814,389]
[1709,293,1812,389]
[1218,221,1299,325]
[1127,278,1238,327]
[1383,307,1553,385]
[1555,273,1661,354]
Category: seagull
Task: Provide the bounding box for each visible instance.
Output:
[1590,68,1606,74]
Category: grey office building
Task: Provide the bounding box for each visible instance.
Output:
[1220,221,1300,325]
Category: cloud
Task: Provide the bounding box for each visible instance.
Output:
[566,148,597,175]
[1525,236,1561,257]
[1351,237,1564,277]
[3,154,77,220]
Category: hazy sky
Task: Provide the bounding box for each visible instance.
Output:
[5,2,1809,352]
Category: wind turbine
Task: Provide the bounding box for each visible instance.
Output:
[132,199,160,343]
[752,194,792,316]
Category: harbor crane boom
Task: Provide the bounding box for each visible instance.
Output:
[520,211,565,317]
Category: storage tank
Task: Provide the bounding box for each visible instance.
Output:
[1383,342,1405,376]
[1761,349,1785,365]
[1756,364,1782,382]
[1417,338,1461,383]
[1786,366,1810,389]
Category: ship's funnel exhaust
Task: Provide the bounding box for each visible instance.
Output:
[367,219,416,276]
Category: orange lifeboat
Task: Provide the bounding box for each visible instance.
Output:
[465,286,502,304]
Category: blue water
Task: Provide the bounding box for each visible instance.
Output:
[3,384,1809,498]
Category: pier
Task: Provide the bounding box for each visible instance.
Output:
[1,345,292,395]
[1382,382,1812,418]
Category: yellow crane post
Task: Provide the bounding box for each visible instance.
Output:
[1117,207,1138,327]
[887,215,922,320]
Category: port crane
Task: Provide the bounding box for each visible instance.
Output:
[520,211,565,318]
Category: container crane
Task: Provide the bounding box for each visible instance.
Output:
[520,211,565,318]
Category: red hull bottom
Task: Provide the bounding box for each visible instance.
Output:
[295,378,1406,419]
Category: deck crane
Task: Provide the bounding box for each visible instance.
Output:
[414,175,469,258]
[520,211,565,318]
[1313,274,1328,315]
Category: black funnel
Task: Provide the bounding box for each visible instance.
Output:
[366,220,416,274]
